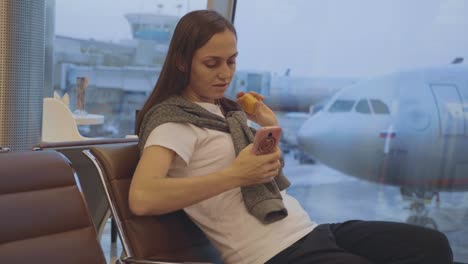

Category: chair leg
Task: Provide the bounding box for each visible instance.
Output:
[111,217,118,243]
[96,209,112,241]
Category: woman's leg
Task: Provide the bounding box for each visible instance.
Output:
[266,224,373,264]
[329,220,453,264]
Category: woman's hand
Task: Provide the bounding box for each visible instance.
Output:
[236,91,278,127]
[222,144,282,186]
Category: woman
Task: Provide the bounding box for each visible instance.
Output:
[129,10,453,264]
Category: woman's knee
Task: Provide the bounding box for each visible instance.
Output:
[421,228,453,263]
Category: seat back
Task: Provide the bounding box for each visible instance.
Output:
[0,150,106,264]
[35,138,138,239]
[85,143,222,263]
[42,97,87,142]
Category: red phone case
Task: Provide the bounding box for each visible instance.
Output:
[251,126,282,155]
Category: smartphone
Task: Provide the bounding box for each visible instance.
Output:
[251,126,282,155]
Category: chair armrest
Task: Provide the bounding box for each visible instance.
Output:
[34,137,138,149]
[120,257,214,264]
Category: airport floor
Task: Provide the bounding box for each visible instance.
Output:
[100,219,122,264]
[99,152,468,263]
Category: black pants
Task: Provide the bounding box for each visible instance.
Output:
[265,220,453,264]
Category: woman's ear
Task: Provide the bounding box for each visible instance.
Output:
[177,64,186,72]
[176,56,186,72]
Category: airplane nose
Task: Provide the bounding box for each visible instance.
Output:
[297,112,390,181]
[296,113,353,170]
[297,117,327,159]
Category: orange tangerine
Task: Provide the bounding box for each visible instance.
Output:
[238,93,259,114]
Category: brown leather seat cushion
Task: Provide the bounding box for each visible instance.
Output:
[35,138,138,235]
[0,150,106,264]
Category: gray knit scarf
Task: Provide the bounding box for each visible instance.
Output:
[138,96,290,224]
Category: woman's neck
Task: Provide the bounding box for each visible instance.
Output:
[181,91,215,104]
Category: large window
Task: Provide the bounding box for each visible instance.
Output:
[235,0,468,262]
[53,0,207,138]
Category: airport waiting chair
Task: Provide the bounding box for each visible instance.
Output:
[84,143,222,264]
[0,150,106,264]
[35,138,138,242]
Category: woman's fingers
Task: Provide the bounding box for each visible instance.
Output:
[261,176,276,183]
[249,91,265,100]
[236,91,245,99]
[263,160,281,174]
[237,91,265,101]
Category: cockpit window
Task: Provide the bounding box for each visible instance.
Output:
[370,99,390,114]
[355,99,371,114]
[328,100,355,113]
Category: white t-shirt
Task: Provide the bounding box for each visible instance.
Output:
[144,102,317,264]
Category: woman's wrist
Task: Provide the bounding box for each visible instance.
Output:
[219,167,244,188]
[261,120,278,127]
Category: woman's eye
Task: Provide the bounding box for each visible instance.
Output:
[205,61,217,68]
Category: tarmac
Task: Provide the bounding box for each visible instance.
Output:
[283,153,468,263]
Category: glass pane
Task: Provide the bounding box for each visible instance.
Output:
[370,99,390,114]
[355,99,371,114]
[328,100,355,113]
[52,0,207,139]
[235,0,468,262]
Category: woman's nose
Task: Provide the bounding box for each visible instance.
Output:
[218,72,229,79]
[218,64,232,79]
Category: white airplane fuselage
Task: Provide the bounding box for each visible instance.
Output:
[298,65,468,191]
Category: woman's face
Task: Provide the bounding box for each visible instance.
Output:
[182,29,238,103]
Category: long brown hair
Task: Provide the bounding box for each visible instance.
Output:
[135,10,237,134]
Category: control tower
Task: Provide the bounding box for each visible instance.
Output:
[125,13,179,44]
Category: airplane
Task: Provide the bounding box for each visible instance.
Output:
[296,63,468,228]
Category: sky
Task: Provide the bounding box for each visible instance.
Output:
[55,0,468,78]
[55,0,207,41]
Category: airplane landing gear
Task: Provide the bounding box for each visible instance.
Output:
[405,201,438,229]
[400,187,438,230]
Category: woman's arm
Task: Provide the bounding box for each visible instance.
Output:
[236,91,278,127]
[129,144,282,216]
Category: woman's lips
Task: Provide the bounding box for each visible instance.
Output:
[214,83,228,88]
